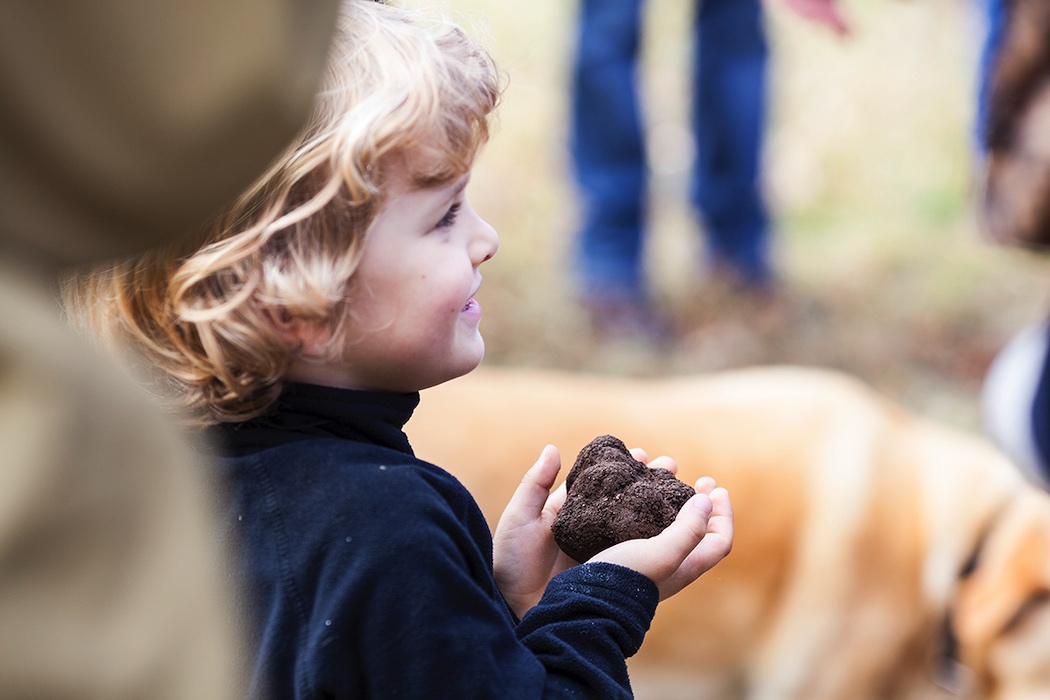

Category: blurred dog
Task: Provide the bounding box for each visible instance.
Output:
[981,0,1050,249]
[407,366,1050,699]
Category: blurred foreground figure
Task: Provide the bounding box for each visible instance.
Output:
[0,0,337,696]
[979,0,1050,489]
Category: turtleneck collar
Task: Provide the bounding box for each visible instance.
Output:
[207,382,420,457]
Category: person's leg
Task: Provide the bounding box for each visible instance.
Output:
[570,0,648,303]
[690,0,771,287]
[976,0,1007,149]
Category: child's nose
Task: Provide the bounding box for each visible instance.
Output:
[471,216,499,264]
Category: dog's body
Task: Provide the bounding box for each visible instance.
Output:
[407,365,1050,699]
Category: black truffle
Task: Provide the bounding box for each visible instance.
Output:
[551,434,696,562]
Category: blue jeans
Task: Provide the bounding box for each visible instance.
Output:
[569,0,770,301]
[976,0,1006,148]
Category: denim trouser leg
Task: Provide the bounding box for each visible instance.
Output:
[691,0,771,283]
[976,0,1007,149]
[570,0,647,301]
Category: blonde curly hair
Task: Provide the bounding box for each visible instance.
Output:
[64,0,503,426]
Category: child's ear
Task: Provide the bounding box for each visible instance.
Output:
[266,308,331,356]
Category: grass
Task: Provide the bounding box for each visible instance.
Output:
[414,0,1050,431]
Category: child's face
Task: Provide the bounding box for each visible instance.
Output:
[294,158,499,393]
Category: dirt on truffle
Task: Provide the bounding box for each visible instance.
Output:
[551,434,697,563]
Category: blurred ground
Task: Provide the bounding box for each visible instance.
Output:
[423,0,1050,433]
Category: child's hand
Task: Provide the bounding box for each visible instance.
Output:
[493,444,691,618]
[493,445,575,620]
[589,477,733,601]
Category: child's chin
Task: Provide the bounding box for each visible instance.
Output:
[423,349,485,390]
[459,345,486,375]
[460,348,485,377]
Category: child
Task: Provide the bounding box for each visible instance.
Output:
[64,1,733,697]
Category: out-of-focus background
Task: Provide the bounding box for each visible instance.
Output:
[431,0,1050,431]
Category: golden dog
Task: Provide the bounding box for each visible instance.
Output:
[406,366,1050,699]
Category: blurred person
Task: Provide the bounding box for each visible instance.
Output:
[569,0,848,337]
[64,3,734,696]
[978,0,1050,491]
[975,0,1008,150]
[0,0,340,696]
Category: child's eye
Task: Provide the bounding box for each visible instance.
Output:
[436,202,462,228]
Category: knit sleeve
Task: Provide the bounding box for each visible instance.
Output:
[517,562,659,687]
[291,454,658,699]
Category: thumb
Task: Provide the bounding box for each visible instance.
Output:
[526,444,561,490]
[504,445,562,517]
[652,492,713,561]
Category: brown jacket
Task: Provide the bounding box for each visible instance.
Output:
[0,1,339,696]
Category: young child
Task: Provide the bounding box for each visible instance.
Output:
[64,1,733,697]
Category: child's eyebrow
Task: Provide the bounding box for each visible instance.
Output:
[450,173,471,195]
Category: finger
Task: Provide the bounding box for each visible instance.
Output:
[650,492,714,563]
[704,487,733,544]
[677,487,734,578]
[646,455,678,475]
[531,444,561,488]
[629,447,678,475]
[506,445,562,516]
[693,476,717,496]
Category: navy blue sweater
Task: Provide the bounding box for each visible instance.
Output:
[207,382,659,699]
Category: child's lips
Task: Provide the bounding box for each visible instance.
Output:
[463,279,482,316]
[461,297,481,319]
